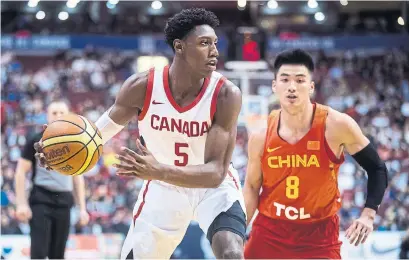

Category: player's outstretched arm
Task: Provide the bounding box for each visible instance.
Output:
[243,130,265,225]
[95,71,149,144]
[158,80,242,188]
[328,109,388,245]
[33,71,149,169]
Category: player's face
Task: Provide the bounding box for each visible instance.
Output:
[47,102,69,123]
[180,25,219,76]
[272,65,314,108]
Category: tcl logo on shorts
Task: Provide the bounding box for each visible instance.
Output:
[273,202,311,220]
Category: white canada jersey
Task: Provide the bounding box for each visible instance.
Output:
[138,65,226,167]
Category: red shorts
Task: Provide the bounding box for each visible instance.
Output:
[244,213,342,259]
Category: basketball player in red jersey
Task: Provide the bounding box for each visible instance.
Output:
[243,49,388,259]
[35,8,247,259]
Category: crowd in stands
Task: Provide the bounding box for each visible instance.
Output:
[2,1,405,36]
[1,47,408,238]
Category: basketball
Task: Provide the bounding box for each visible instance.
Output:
[42,113,103,176]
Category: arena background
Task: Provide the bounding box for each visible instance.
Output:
[1,0,408,259]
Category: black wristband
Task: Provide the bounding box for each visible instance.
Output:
[352,143,388,212]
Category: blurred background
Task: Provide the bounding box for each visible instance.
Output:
[1,0,408,259]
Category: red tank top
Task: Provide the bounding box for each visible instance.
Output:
[259,103,344,223]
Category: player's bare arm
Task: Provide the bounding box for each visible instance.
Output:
[115,80,242,188]
[93,70,149,145]
[33,71,149,168]
[243,129,266,225]
[326,108,388,246]
[326,109,370,157]
[105,71,148,126]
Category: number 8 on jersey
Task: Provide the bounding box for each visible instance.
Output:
[286,176,299,199]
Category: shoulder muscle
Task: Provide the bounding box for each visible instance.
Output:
[326,108,369,154]
[115,70,150,110]
[213,79,242,130]
[248,129,267,160]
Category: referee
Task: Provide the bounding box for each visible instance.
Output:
[15,100,89,259]
[400,229,409,259]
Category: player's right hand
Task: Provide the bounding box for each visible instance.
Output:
[16,204,32,222]
[34,124,53,170]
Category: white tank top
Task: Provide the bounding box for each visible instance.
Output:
[138,65,226,166]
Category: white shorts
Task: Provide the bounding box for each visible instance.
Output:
[120,165,246,259]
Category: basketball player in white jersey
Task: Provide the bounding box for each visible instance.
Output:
[35,8,246,259]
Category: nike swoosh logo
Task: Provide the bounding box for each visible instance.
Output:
[152,100,164,105]
[267,146,281,153]
[370,243,400,254]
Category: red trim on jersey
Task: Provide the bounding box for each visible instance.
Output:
[163,65,210,113]
[133,180,151,224]
[324,138,344,164]
[227,170,239,190]
[138,68,155,121]
[210,77,226,121]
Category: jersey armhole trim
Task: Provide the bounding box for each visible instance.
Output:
[324,138,344,164]
[210,76,226,121]
[321,107,345,164]
[262,110,279,153]
[138,68,155,121]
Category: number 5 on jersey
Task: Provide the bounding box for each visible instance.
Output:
[286,176,299,199]
[175,143,189,166]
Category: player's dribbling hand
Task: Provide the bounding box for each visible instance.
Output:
[345,212,375,246]
[114,139,163,180]
[16,204,32,223]
[34,124,53,171]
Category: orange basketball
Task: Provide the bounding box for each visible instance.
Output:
[42,113,103,176]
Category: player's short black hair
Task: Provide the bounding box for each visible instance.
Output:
[164,8,220,51]
[273,49,315,75]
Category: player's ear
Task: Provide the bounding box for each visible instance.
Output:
[272,80,277,93]
[173,39,183,55]
[309,81,315,95]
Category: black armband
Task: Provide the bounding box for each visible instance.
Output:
[352,143,388,211]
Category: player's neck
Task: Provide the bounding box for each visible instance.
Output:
[168,60,205,94]
[280,102,314,132]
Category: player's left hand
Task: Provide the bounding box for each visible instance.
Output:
[345,214,374,246]
[114,139,163,180]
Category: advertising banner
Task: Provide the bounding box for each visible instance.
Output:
[1,34,228,56]
[0,234,123,259]
[1,231,405,259]
[267,34,409,52]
